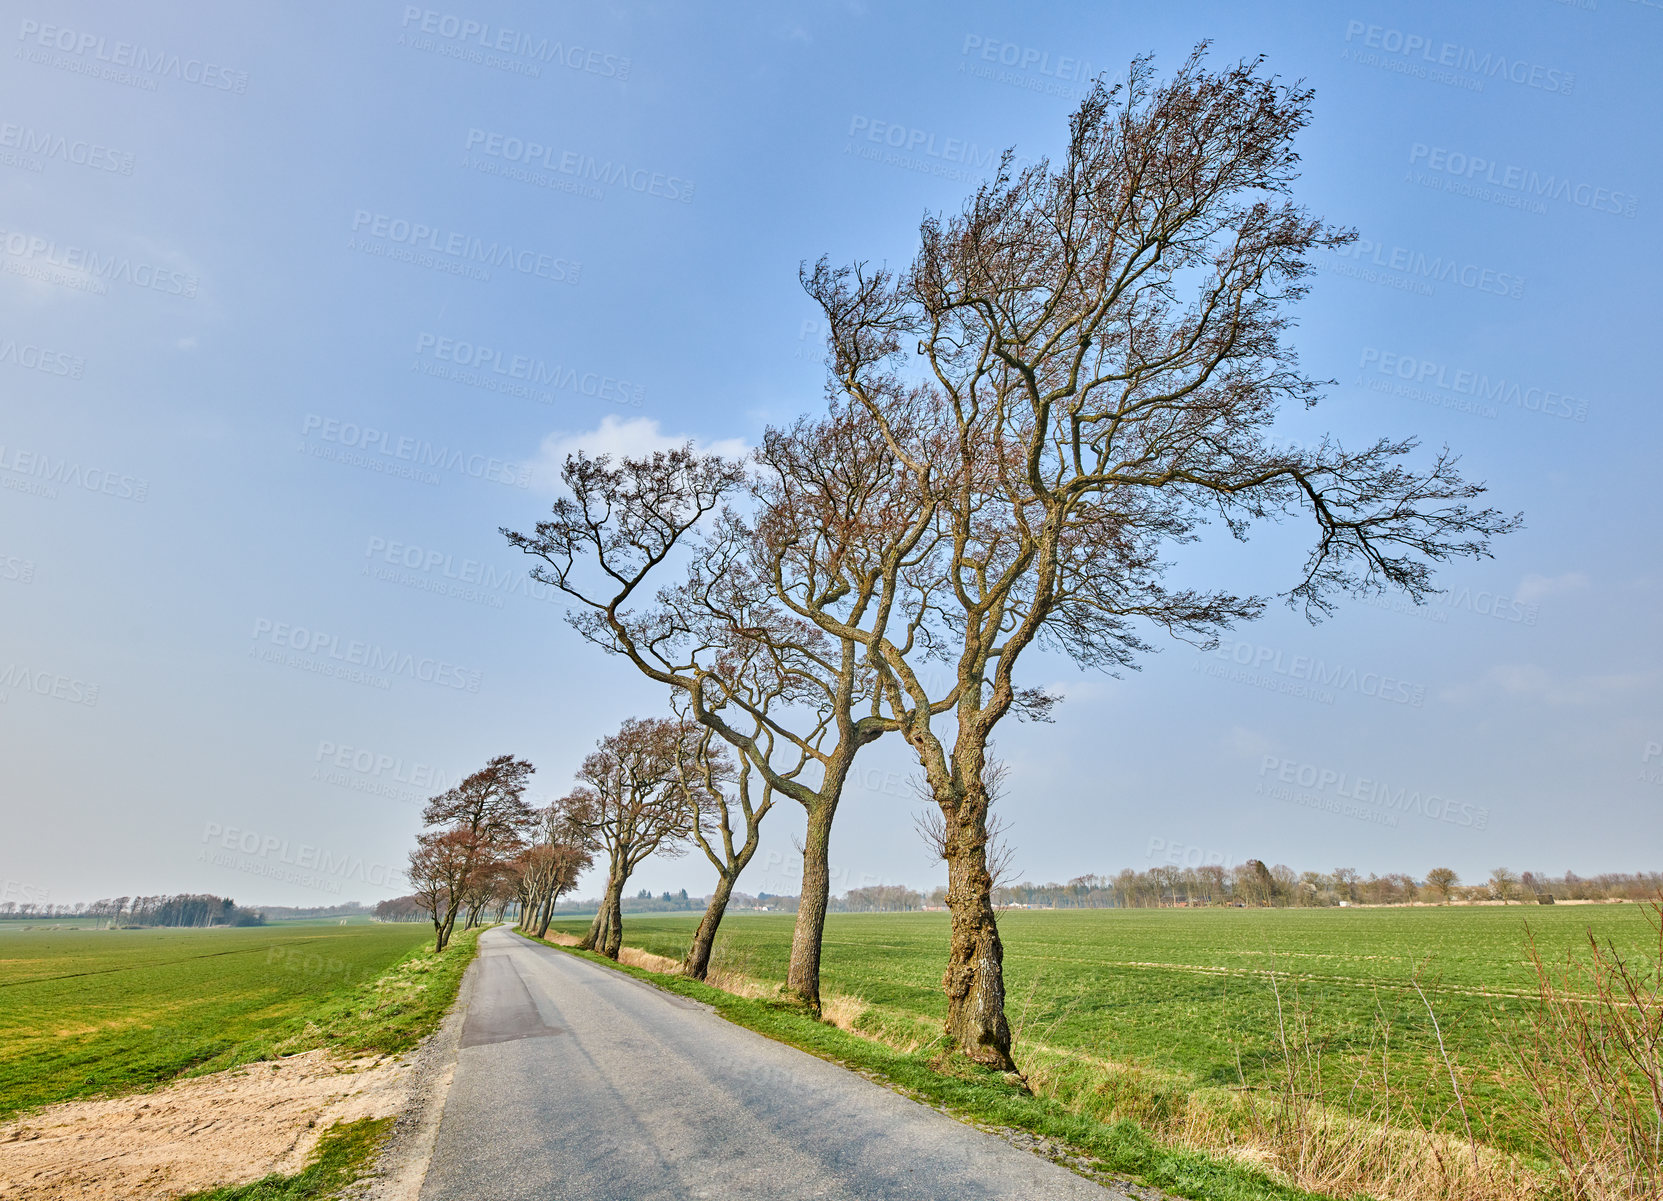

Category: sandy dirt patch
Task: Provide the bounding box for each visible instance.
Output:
[0,1050,413,1201]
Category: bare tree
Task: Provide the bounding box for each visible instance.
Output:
[461,859,511,930]
[567,718,700,960]
[408,829,472,953]
[516,794,594,938]
[673,711,777,979]
[486,864,522,924]
[794,51,1517,1070]
[503,430,929,1010]
[1332,867,1361,903]
[1490,867,1520,904]
[412,754,536,951]
[1426,867,1460,904]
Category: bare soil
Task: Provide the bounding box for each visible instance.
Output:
[0,1050,412,1201]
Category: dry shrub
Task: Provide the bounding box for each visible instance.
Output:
[819,992,872,1032]
[696,940,774,999]
[616,945,682,974]
[1511,901,1663,1201]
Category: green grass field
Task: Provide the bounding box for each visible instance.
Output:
[0,922,445,1118]
[550,903,1653,1155]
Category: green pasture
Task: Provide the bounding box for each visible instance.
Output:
[551,903,1651,1153]
[0,921,441,1117]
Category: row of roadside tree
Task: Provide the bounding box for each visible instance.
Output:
[403,53,1516,1070]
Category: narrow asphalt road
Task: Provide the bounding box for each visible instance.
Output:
[419,926,1129,1200]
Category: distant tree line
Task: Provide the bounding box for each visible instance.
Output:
[257,902,368,921]
[377,862,1663,927]
[0,902,74,920]
[992,865,1663,909]
[0,894,265,926]
[373,895,430,922]
[569,885,927,915]
[832,885,926,912]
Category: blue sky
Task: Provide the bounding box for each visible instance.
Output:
[2,0,1658,909]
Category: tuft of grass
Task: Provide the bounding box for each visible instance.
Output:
[178,1116,393,1200]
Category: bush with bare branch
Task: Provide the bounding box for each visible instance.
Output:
[1512,902,1663,1200]
[914,760,1018,892]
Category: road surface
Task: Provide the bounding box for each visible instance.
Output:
[419,926,1129,1200]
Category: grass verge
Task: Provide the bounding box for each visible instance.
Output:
[515,930,1329,1201]
[271,926,483,1061]
[178,1116,393,1201]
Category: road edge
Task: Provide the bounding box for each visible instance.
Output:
[355,932,486,1201]
[510,931,1196,1201]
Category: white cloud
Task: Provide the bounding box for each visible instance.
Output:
[1516,572,1590,603]
[1221,725,1273,759]
[1046,678,1107,703]
[1442,663,1655,708]
[531,416,749,492]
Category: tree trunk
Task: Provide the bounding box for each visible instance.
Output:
[785,797,836,1011]
[684,873,735,980]
[436,894,461,952]
[581,896,607,949]
[579,864,619,949]
[940,798,1015,1071]
[535,889,557,938]
[598,875,627,959]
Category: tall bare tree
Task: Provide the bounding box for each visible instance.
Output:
[673,715,772,979]
[503,434,933,1010]
[516,794,594,938]
[567,718,700,959]
[414,754,535,951]
[797,51,1518,1068]
[408,829,472,953]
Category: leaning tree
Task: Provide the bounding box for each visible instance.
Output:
[794,51,1519,1069]
[567,717,701,959]
[669,693,782,980]
[503,419,942,1010]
